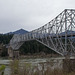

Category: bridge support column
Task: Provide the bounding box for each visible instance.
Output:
[8,47,19,59]
[8,47,13,58]
[13,50,19,59]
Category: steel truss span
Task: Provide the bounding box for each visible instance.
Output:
[9,9,75,56]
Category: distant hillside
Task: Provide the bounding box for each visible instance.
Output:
[6,29,28,34]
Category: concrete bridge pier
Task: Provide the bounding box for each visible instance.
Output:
[8,47,19,59]
[13,50,19,59]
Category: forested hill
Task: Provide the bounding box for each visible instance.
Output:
[0,34,13,44]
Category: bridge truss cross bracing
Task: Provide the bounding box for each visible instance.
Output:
[10,9,75,56]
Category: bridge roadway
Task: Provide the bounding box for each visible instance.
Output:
[9,9,75,57]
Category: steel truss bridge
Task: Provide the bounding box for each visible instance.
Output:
[9,9,75,56]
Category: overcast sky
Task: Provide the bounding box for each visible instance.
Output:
[0,0,75,33]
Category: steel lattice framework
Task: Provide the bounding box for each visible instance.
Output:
[9,9,75,56]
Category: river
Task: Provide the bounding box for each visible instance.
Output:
[0,57,66,75]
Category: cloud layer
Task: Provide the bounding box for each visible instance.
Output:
[0,0,75,33]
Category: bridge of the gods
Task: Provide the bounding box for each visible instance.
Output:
[8,9,75,58]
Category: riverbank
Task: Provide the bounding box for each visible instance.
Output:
[0,56,75,75]
[6,58,75,75]
[19,53,61,59]
[0,57,62,75]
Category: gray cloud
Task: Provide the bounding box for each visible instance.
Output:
[0,0,75,33]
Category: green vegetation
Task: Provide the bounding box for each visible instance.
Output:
[0,34,13,57]
[0,65,6,71]
[19,40,57,55]
[0,34,13,44]
[0,65,6,75]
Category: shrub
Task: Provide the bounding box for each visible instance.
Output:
[0,65,6,71]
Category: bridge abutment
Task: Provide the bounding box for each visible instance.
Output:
[8,47,19,59]
[8,47,13,58]
[13,50,19,59]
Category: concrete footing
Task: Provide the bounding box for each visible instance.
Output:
[8,47,19,59]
